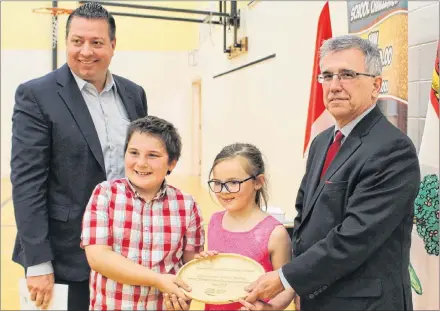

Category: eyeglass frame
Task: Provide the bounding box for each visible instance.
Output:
[207,176,256,193]
[317,69,377,84]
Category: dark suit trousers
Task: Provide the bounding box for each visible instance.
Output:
[55,278,89,311]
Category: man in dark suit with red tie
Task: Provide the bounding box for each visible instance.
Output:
[243,35,420,310]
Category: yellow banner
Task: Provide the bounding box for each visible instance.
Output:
[347,1,408,133]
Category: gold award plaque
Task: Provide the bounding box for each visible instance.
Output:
[177,253,265,304]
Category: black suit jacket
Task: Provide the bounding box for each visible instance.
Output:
[11,64,147,282]
[283,106,420,310]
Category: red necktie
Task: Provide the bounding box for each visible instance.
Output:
[321,131,344,178]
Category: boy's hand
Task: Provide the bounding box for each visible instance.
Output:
[238,299,274,311]
[194,250,219,259]
[156,274,190,300]
[164,293,191,311]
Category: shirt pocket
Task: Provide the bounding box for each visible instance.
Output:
[114,117,130,140]
[161,227,185,252]
[322,181,349,192]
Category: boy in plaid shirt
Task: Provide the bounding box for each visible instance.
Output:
[81,116,205,310]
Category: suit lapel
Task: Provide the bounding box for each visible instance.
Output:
[306,130,334,204]
[56,65,106,173]
[298,130,334,231]
[298,134,361,232]
[114,77,138,121]
[313,135,361,211]
[322,135,361,182]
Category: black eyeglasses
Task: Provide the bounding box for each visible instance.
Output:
[317,69,376,84]
[207,176,255,193]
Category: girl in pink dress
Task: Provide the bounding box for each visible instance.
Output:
[164,143,295,311]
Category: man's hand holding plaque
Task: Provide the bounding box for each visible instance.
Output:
[244,270,284,303]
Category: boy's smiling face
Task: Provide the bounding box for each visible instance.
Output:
[125,132,176,199]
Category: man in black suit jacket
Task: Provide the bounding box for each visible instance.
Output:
[11,3,147,310]
[244,35,420,310]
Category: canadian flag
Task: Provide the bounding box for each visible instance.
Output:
[409,42,439,310]
[303,1,334,156]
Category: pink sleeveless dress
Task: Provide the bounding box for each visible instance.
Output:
[204,211,282,311]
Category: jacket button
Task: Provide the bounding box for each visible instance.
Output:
[308,294,314,299]
[314,291,319,296]
[323,285,328,290]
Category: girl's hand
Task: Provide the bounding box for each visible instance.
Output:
[238,299,274,311]
[294,293,300,311]
[164,293,191,311]
[194,250,219,259]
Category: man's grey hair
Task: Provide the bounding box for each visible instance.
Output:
[319,35,382,76]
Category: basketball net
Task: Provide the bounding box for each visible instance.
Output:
[32,8,73,49]
[200,13,215,46]
[51,15,58,49]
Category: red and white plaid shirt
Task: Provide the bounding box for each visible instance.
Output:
[81,178,205,310]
